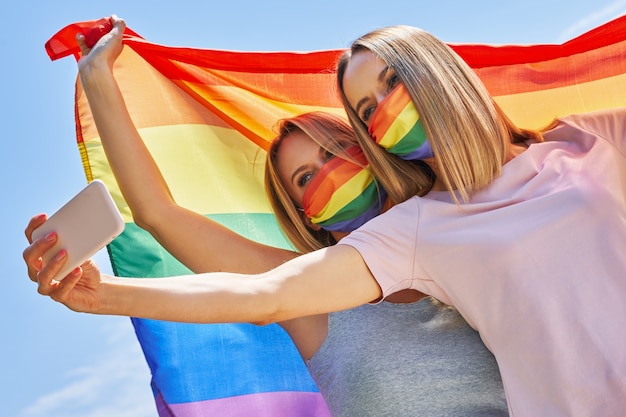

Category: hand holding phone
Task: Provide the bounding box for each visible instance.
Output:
[31,180,124,281]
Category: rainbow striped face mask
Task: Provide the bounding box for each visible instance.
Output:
[368,83,434,161]
[302,146,388,233]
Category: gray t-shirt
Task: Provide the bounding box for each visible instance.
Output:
[306,297,508,417]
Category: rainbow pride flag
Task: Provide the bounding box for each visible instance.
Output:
[45,14,626,416]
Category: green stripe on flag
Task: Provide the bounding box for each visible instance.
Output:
[108,213,293,278]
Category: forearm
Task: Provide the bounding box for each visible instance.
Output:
[98,272,280,325]
[79,62,174,225]
[95,245,380,325]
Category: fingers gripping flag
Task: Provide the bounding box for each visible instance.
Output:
[45,15,626,416]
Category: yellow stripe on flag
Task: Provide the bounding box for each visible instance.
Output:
[493,73,626,129]
[83,124,275,222]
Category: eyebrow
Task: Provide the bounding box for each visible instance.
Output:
[354,66,390,117]
[290,166,307,185]
[289,146,327,185]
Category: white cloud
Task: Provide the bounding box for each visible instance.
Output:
[18,321,156,417]
[558,0,626,42]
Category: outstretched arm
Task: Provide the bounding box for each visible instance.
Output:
[26,226,381,325]
[77,16,295,275]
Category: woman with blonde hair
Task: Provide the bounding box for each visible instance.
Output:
[336,25,543,204]
[334,24,626,415]
[25,16,626,416]
[25,16,508,417]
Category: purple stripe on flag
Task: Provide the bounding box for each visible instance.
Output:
[156,391,330,417]
[154,391,175,417]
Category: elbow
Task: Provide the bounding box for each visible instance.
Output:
[133,216,161,239]
[132,212,155,233]
[244,276,295,326]
[249,298,284,327]
[131,200,174,234]
[126,201,152,231]
[250,317,277,326]
[251,310,292,327]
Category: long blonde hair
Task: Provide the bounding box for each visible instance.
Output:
[264,111,430,253]
[265,112,352,253]
[337,25,542,202]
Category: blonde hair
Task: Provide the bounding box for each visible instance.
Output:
[337,25,542,202]
[265,111,430,253]
[264,112,353,253]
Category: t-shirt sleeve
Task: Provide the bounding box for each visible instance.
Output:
[337,197,420,300]
[568,107,626,156]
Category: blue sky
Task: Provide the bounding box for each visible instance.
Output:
[3,1,625,416]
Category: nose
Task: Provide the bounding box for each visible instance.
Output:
[375,90,387,103]
[316,149,334,168]
[313,156,326,169]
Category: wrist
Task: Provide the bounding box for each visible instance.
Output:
[78,59,114,89]
[96,274,128,315]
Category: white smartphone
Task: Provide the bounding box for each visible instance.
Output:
[32,180,125,281]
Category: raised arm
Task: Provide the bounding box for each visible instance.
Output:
[77,16,295,274]
[28,231,382,324]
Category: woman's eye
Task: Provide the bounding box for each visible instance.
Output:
[387,72,400,91]
[297,172,314,187]
[361,105,376,124]
[323,150,336,162]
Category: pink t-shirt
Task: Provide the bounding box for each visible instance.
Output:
[339,108,626,416]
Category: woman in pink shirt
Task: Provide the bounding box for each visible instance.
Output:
[333,25,626,416]
[25,18,625,416]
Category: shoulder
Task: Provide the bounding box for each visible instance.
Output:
[546,107,626,155]
[340,196,420,247]
[337,197,422,298]
[554,107,625,136]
